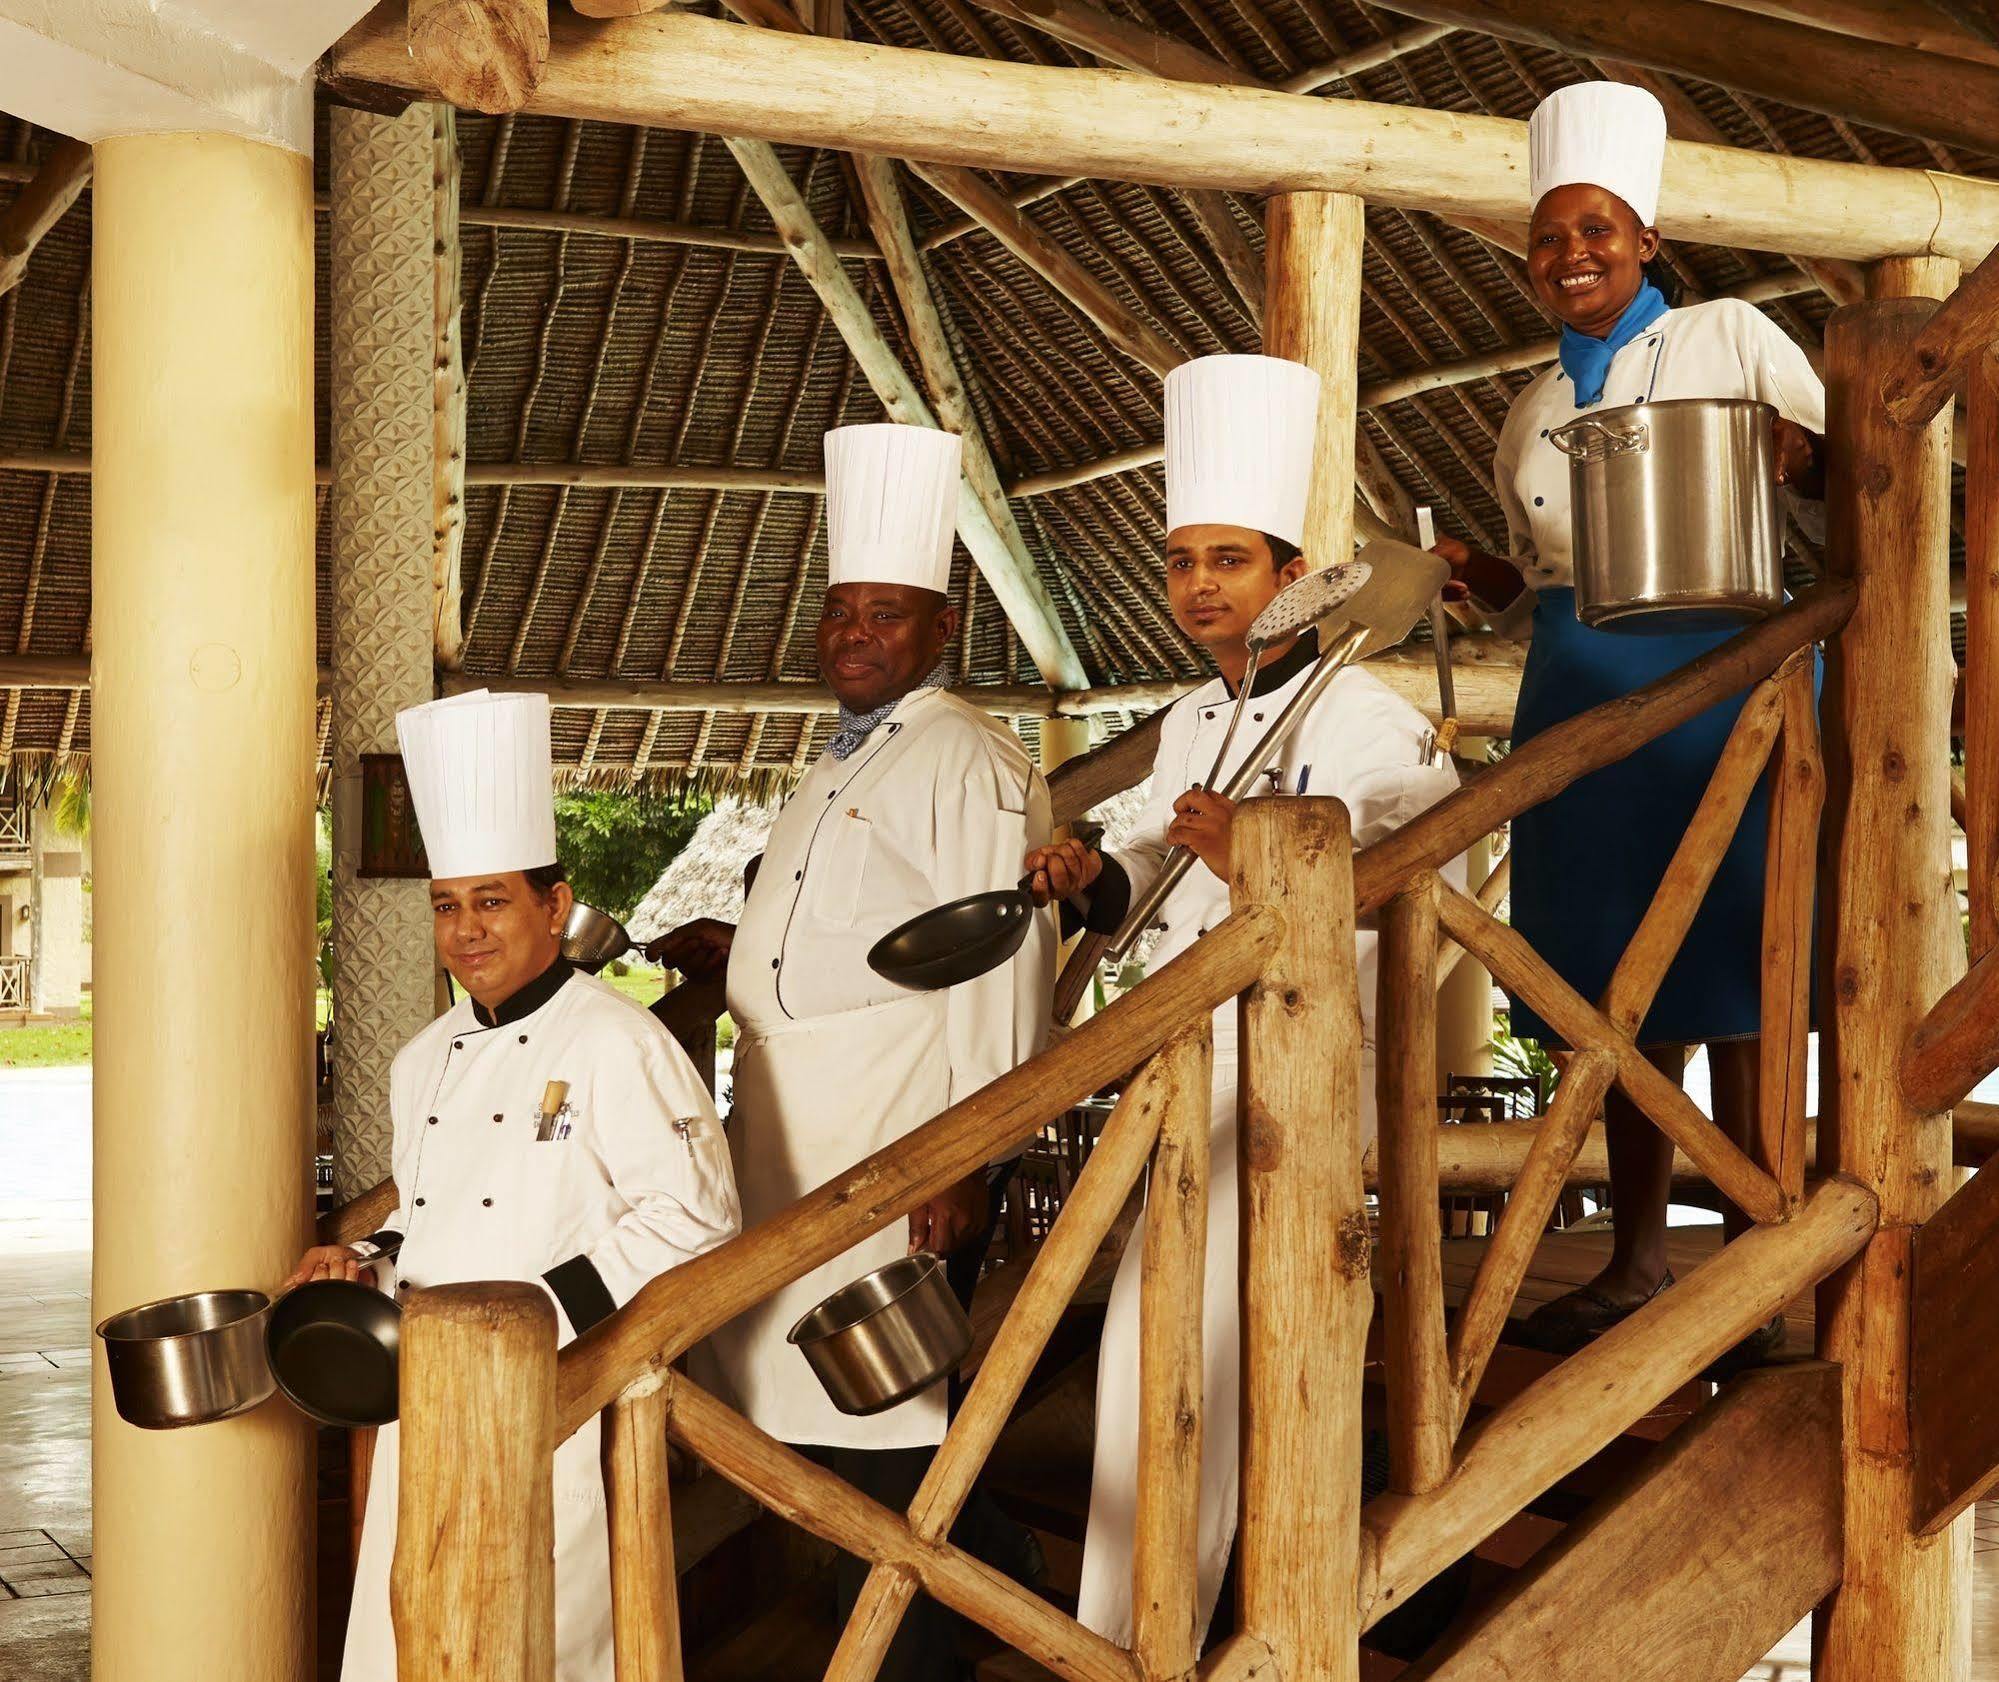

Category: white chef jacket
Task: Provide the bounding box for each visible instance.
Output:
[1493,299,1826,596]
[342,963,741,1682]
[1074,634,1461,1646]
[708,685,1055,1450]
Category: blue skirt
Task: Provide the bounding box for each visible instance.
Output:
[1507,589,1801,1049]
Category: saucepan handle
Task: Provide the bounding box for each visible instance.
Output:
[1550,415,1650,461]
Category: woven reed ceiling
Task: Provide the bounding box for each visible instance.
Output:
[0,0,1989,789]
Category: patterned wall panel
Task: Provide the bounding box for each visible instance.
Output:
[328,106,447,1198]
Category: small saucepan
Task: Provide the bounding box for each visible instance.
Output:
[561,902,638,974]
[265,1243,404,1429]
[866,874,1041,992]
[97,1289,277,1430]
[789,1252,973,1417]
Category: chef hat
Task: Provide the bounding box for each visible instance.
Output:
[1528,81,1668,227]
[824,423,962,595]
[1164,354,1322,549]
[395,690,558,881]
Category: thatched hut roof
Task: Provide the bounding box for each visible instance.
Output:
[0,7,1987,791]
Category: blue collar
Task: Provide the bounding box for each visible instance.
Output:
[827,660,952,761]
[1558,281,1669,409]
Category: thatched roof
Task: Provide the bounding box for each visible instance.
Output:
[0,6,1988,790]
[627,797,776,938]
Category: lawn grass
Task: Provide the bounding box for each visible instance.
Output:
[0,991,93,1068]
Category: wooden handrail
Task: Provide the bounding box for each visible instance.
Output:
[554,904,1282,1435]
[1880,240,1999,428]
[1901,940,1999,1115]
[1351,580,1854,916]
[318,1176,398,1247]
[1360,1175,1879,1629]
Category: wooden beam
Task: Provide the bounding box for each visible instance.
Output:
[1406,1365,1842,1682]
[1881,243,1999,426]
[433,109,468,673]
[323,5,1999,265]
[463,200,880,259]
[1283,24,1458,93]
[407,0,549,114]
[723,136,1089,689]
[1361,1178,1876,1630]
[467,461,823,492]
[1370,0,1999,158]
[1912,1150,1999,1532]
[1814,291,1967,1681]
[0,138,90,300]
[1047,706,1167,827]
[1900,941,1999,1115]
[922,175,1083,254]
[1969,350,1999,960]
[1705,0,1999,65]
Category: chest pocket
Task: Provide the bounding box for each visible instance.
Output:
[806,810,873,927]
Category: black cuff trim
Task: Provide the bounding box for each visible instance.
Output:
[544,1254,617,1336]
[1066,855,1132,938]
[360,1229,403,1254]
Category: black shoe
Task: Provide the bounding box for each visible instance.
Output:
[1699,1313,1787,1384]
[1514,1270,1675,1356]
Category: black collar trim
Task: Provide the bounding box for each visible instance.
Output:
[472,956,575,1029]
[1225,628,1320,700]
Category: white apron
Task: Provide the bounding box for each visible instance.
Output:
[1074,644,1454,1645]
[705,686,1054,1451]
[342,970,739,1682]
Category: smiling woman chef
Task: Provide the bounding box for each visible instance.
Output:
[285,690,741,1682]
[1431,81,1825,1358]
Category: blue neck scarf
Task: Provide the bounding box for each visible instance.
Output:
[828,658,953,761]
[1558,279,1669,409]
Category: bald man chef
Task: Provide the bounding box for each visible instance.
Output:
[659,422,1056,1682]
[288,690,741,1682]
[1026,353,1462,1646]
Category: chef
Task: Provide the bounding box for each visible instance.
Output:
[1024,352,1461,1646]
[1429,82,1825,1361]
[285,689,741,1682]
[661,422,1056,1682]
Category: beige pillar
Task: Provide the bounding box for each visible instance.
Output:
[1436,741,1495,1083]
[328,105,451,1199]
[1039,713,1095,1014]
[91,133,318,1682]
[30,802,84,1016]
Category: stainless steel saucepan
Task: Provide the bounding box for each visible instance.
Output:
[1552,397,1784,634]
[97,1290,277,1430]
[789,1251,972,1417]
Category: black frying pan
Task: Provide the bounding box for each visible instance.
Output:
[867,873,1040,991]
[266,1276,401,1428]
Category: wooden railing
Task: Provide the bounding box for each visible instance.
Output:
[0,955,30,1013]
[355,554,1900,1682]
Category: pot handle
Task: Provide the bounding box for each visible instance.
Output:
[1550,414,1650,461]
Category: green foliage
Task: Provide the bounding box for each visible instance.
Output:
[316,809,335,990]
[1492,1011,1561,1098]
[50,773,89,839]
[555,789,713,922]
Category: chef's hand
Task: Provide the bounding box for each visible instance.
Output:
[908,1174,990,1257]
[1428,533,1476,604]
[1430,533,1529,609]
[283,1245,369,1290]
[1023,838,1103,906]
[1168,788,1236,882]
[646,918,735,982]
[1772,416,1822,494]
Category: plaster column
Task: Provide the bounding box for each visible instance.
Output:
[327,105,450,1199]
[1436,742,1495,1084]
[29,801,84,1016]
[91,131,317,1682]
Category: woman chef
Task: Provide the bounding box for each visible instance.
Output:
[685,423,1056,1682]
[1431,81,1825,1355]
[1024,353,1461,1647]
[285,690,741,1682]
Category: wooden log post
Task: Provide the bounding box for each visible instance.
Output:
[1967,349,1999,961]
[603,1381,682,1682]
[1231,798,1366,1679]
[1374,881,1454,1494]
[1131,1025,1215,1680]
[393,1283,559,1682]
[1815,292,1970,1682]
[1760,655,1823,1199]
[407,0,551,113]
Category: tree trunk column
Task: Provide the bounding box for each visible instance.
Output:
[1814,294,1971,1681]
[90,132,318,1682]
[1264,191,1364,569]
[328,105,450,1199]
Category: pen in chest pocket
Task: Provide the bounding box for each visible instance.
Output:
[534,1079,569,1143]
